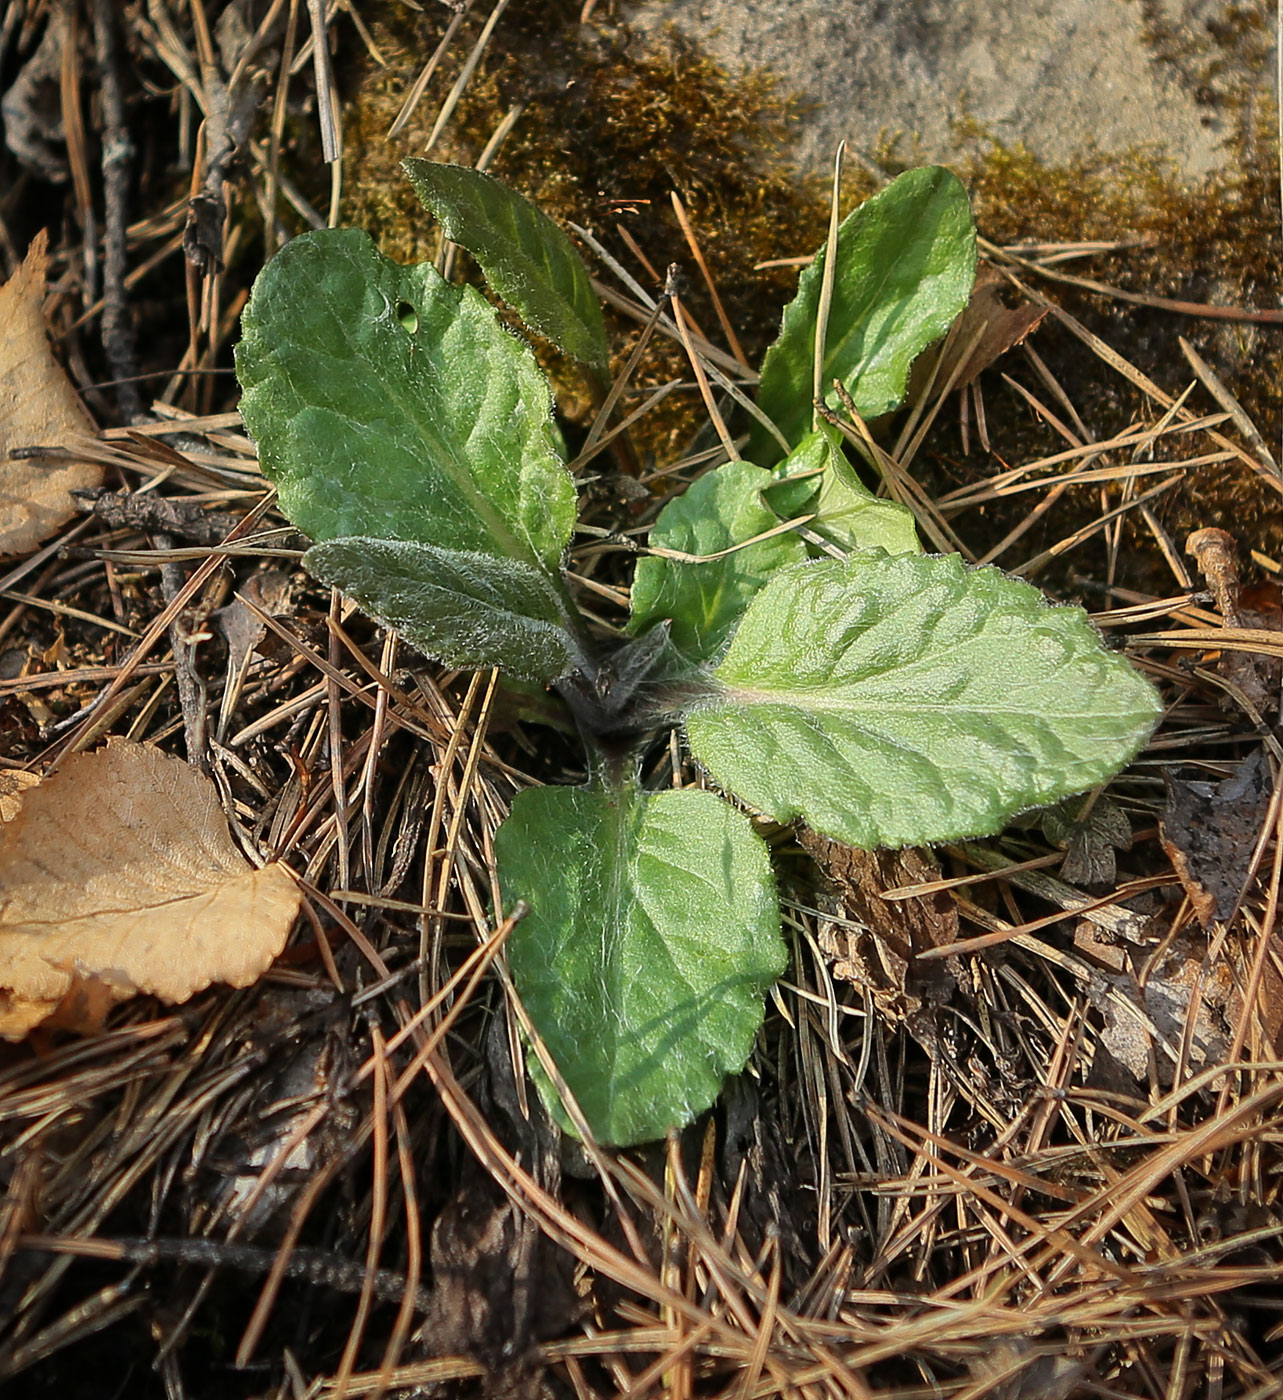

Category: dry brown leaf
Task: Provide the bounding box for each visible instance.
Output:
[1187,530,1283,717]
[918,265,1048,399]
[0,769,40,824]
[1229,941,1283,1057]
[798,831,958,1020]
[1042,794,1133,887]
[0,737,300,1039]
[1075,921,1230,1081]
[1160,748,1271,928]
[0,231,102,556]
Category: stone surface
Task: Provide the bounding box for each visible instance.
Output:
[624,0,1262,181]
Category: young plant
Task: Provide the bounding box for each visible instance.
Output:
[236,161,1161,1146]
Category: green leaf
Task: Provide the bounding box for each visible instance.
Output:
[685,553,1162,849]
[305,537,579,683]
[752,167,977,461]
[403,158,610,372]
[236,228,576,573]
[766,428,921,557]
[628,461,806,663]
[496,782,786,1146]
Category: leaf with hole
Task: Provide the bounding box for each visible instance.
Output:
[752,167,977,461]
[685,553,1162,849]
[306,538,581,683]
[628,461,807,663]
[232,163,1163,1149]
[403,158,610,372]
[236,228,576,573]
[495,781,785,1146]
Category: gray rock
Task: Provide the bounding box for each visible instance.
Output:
[624,0,1256,181]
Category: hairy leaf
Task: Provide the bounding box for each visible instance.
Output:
[685,553,1162,849]
[306,537,580,683]
[496,783,785,1146]
[404,158,609,372]
[766,428,921,557]
[753,167,976,460]
[628,461,806,663]
[236,228,576,572]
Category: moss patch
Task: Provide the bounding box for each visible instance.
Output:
[936,117,1283,586]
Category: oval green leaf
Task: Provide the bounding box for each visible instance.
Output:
[685,553,1162,849]
[496,782,786,1146]
[305,538,580,683]
[765,428,921,557]
[752,167,977,461]
[236,228,576,573]
[403,158,610,372]
[628,461,807,664]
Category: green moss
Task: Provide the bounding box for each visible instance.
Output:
[936,122,1283,587]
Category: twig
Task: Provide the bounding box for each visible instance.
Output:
[183,10,274,277]
[152,533,209,772]
[91,1,141,422]
[16,1235,432,1313]
[306,0,340,164]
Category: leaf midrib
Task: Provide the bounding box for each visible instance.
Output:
[308,250,546,569]
[710,684,1142,722]
[598,792,723,1093]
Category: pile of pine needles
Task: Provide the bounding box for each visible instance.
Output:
[2,3,1282,1397]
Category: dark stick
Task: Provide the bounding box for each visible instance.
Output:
[184,35,273,277]
[18,1234,433,1314]
[93,5,212,768]
[152,533,211,773]
[91,0,142,423]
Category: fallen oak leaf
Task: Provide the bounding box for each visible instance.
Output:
[0,231,102,556]
[0,738,300,1039]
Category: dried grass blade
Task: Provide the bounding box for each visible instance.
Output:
[424,0,511,154]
